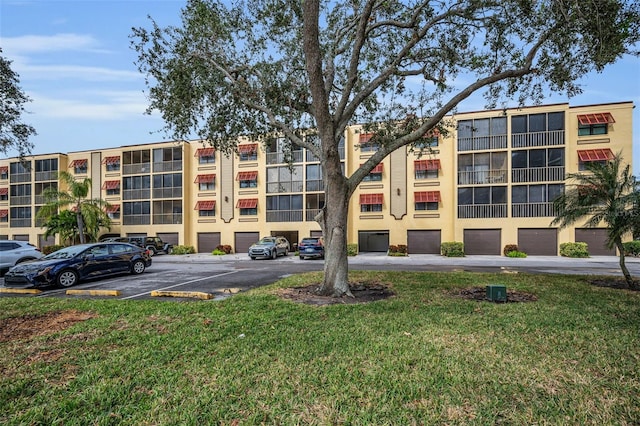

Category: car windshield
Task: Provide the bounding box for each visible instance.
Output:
[257,238,275,244]
[43,245,87,260]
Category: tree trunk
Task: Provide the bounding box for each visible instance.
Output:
[76,208,86,244]
[615,239,636,289]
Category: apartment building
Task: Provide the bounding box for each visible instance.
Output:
[0,101,633,256]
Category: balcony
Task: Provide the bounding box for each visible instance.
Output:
[511,130,564,148]
[10,218,31,227]
[457,135,507,152]
[266,210,303,222]
[153,160,182,173]
[511,166,565,183]
[123,189,151,200]
[266,150,303,165]
[10,173,31,183]
[153,214,182,224]
[152,188,183,199]
[123,215,151,225]
[512,202,558,217]
[122,163,151,175]
[10,195,31,205]
[35,171,58,181]
[305,208,321,222]
[266,181,304,193]
[458,204,507,218]
[458,169,507,185]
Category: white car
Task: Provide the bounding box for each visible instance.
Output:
[0,240,44,276]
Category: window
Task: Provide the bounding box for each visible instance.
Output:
[153,200,182,224]
[457,186,506,205]
[102,180,120,196]
[237,198,258,216]
[153,147,182,172]
[195,147,216,164]
[239,144,258,161]
[578,148,614,170]
[457,117,507,150]
[415,191,440,211]
[69,159,88,174]
[153,173,182,198]
[10,206,31,227]
[106,205,120,220]
[0,166,7,180]
[266,195,303,222]
[362,163,383,182]
[579,123,608,136]
[577,112,614,136]
[35,158,58,181]
[194,174,215,191]
[102,156,121,172]
[237,171,258,188]
[123,175,151,200]
[414,136,439,150]
[512,184,564,217]
[511,148,565,168]
[123,201,150,225]
[195,200,216,217]
[0,188,7,201]
[359,133,380,152]
[414,159,440,180]
[359,193,383,212]
[0,209,7,222]
[305,164,323,191]
[10,184,31,205]
[267,165,302,193]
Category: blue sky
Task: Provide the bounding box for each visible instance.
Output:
[1,0,639,171]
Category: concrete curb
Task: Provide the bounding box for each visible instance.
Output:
[150,290,214,300]
[0,288,42,294]
[66,289,121,297]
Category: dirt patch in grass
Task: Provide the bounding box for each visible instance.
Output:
[278,281,394,305]
[589,278,640,291]
[0,310,97,343]
[453,287,538,303]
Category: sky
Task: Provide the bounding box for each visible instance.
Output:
[1,0,639,171]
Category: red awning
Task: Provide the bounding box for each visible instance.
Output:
[105,204,120,213]
[236,171,258,181]
[0,209,8,218]
[415,191,441,203]
[359,193,383,205]
[578,148,614,162]
[101,156,120,165]
[194,200,216,210]
[101,180,120,190]
[194,174,216,183]
[238,143,258,154]
[359,132,374,143]
[361,163,383,174]
[194,147,215,157]
[0,188,7,195]
[577,113,615,125]
[0,166,8,173]
[236,198,258,208]
[69,159,88,168]
[414,159,441,171]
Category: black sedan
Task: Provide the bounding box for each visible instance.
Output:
[3,242,152,289]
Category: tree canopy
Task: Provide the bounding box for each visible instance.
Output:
[132,0,640,296]
[0,48,36,157]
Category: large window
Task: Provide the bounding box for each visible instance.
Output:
[306,164,324,191]
[266,194,303,222]
[35,158,58,181]
[122,150,151,174]
[457,186,507,218]
[305,193,325,221]
[458,152,507,185]
[10,206,31,227]
[123,201,150,225]
[362,163,383,182]
[10,161,31,183]
[10,184,31,205]
[457,117,507,151]
[267,165,303,193]
[153,200,182,224]
[153,173,182,198]
[512,184,564,217]
[153,147,182,172]
[511,148,565,182]
[123,175,151,200]
[511,111,565,148]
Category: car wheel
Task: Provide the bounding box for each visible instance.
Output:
[250,256,256,260]
[284,248,289,256]
[271,250,277,260]
[299,255,305,260]
[57,269,79,288]
[131,260,146,275]
[147,247,156,257]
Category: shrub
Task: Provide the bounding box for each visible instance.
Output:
[506,250,527,258]
[503,244,519,256]
[388,244,408,256]
[42,245,65,255]
[559,242,589,258]
[347,243,358,256]
[623,241,640,257]
[212,249,226,255]
[215,244,233,254]
[441,242,464,257]
[171,245,196,255]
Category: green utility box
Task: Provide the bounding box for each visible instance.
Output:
[486,285,507,302]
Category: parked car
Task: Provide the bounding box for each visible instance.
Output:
[0,240,44,276]
[249,236,290,260]
[298,236,325,260]
[114,236,172,256]
[3,242,152,288]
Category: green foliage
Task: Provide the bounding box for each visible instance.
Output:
[42,245,65,255]
[171,245,196,255]
[388,245,408,256]
[506,251,527,258]
[441,242,464,257]
[560,242,590,258]
[347,244,358,256]
[623,241,640,257]
[211,249,226,255]
[503,244,519,256]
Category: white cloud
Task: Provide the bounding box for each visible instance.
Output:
[1,33,106,54]
[16,64,141,81]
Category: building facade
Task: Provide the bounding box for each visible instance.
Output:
[0,101,633,256]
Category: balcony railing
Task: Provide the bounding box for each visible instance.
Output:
[266,210,303,222]
[512,202,558,217]
[34,195,49,205]
[266,181,304,193]
[458,204,507,218]
[457,135,507,151]
[458,169,507,185]
[266,150,303,165]
[306,180,325,192]
[511,166,565,183]
[10,218,31,227]
[153,214,183,224]
[10,173,31,183]
[305,209,321,222]
[153,160,182,173]
[123,189,151,200]
[152,188,183,199]
[35,171,58,181]
[511,130,564,148]
[123,215,151,225]
[10,195,31,205]
[122,163,151,175]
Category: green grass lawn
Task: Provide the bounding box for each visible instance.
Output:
[1,271,638,425]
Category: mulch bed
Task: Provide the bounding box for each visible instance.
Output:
[589,278,640,291]
[278,281,394,305]
[453,287,538,303]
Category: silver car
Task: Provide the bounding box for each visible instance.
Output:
[248,236,290,260]
[0,240,44,275]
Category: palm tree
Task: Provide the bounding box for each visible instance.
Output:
[37,171,112,244]
[552,154,639,289]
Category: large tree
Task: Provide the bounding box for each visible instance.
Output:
[37,171,112,244]
[552,154,639,289]
[0,48,36,157]
[132,0,640,296]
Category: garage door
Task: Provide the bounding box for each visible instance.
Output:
[358,231,389,252]
[235,232,260,255]
[517,229,557,256]
[464,229,501,255]
[38,235,55,250]
[197,232,221,253]
[271,231,298,250]
[157,232,179,247]
[13,234,29,242]
[575,228,615,256]
[407,230,441,254]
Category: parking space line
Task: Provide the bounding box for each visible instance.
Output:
[121,270,240,300]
